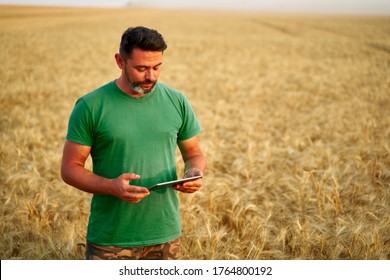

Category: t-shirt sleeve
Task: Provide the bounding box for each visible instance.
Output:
[66,98,94,146]
[177,96,201,141]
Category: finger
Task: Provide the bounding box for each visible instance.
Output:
[127,198,142,204]
[122,173,141,181]
[125,191,149,201]
[186,177,202,183]
[182,180,202,188]
[176,184,200,193]
[182,188,197,193]
[128,186,150,193]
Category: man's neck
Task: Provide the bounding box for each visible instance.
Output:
[115,76,146,98]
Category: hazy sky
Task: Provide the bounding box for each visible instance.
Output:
[1,0,390,15]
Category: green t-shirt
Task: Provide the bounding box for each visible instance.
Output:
[66,81,201,246]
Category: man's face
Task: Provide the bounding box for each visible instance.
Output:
[122,48,163,95]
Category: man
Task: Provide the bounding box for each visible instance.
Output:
[61,26,205,260]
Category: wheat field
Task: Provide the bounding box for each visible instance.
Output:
[0,5,389,260]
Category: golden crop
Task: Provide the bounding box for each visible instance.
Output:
[0,5,389,259]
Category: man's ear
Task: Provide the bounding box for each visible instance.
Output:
[114,53,125,69]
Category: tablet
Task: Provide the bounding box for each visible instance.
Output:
[148,175,202,191]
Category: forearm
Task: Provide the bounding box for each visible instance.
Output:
[61,164,113,195]
[61,140,148,203]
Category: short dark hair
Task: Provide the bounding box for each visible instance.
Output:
[119,26,167,60]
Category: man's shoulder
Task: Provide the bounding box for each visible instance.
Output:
[156,82,186,100]
[79,81,116,103]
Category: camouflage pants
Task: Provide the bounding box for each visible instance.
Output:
[85,237,181,260]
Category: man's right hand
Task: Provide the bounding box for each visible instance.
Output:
[110,173,150,204]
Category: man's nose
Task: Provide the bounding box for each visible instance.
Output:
[145,70,155,81]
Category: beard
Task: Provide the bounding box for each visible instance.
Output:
[128,79,156,94]
[124,68,157,95]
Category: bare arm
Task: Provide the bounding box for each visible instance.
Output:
[174,136,206,193]
[61,140,149,203]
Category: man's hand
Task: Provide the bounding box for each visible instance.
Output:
[110,173,150,203]
[174,168,203,193]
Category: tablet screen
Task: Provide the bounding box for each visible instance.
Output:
[148,175,202,190]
